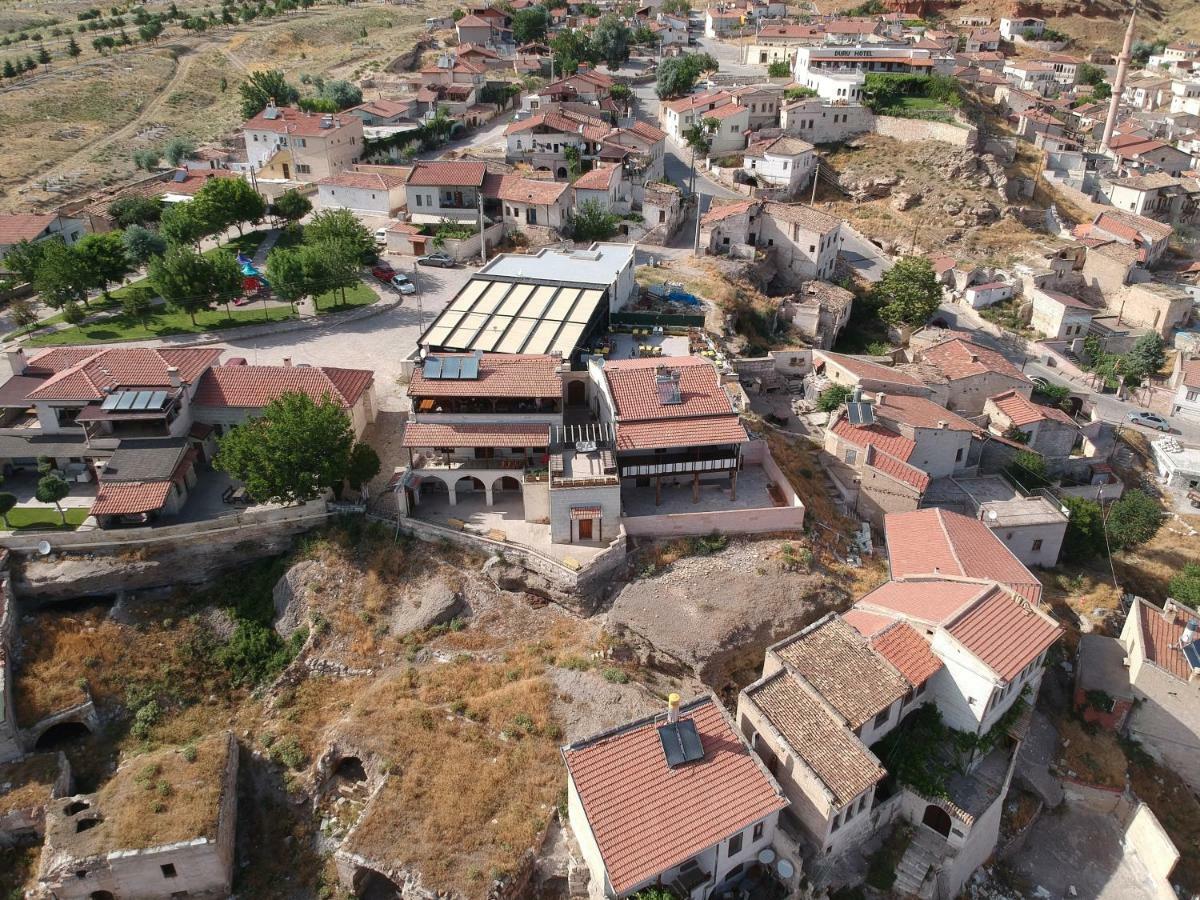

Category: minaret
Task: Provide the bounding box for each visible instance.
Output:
[1100,0,1138,153]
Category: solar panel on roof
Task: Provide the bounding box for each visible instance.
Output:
[101,393,120,411]
[424,357,443,380]
[460,354,480,380]
[131,391,154,410]
[149,390,169,409]
[658,719,704,768]
[442,357,462,379]
[173,169,188,183]
[846,402,875,426]
[114,392,137,410]
[1185,641,1200,672]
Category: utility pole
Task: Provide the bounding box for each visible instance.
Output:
[1100,0,1138,154]
[478,190,487,265]
[810,158,819,204]
[693,193,705,257]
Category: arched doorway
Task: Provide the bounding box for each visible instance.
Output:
[34,721,91,751]
[454,476,484,500]
[922,804,952,838]
[352,865,402,899]
[567,380,586,407]
[495,476,521,494]
[556,166,568,179]
[90,892,115,900]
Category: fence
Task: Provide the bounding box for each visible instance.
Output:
[611,311,706,329]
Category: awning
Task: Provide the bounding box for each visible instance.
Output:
[570,505,602,519]
[402,422,549,449]
[90,481,172,516]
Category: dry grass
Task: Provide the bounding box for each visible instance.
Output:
[1055,715,1127,789]
[0,753,62,817]
[1041,571,1124,651]
[1113,515,1200,603]
[1128,750,1200,894]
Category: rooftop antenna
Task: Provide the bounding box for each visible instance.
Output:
[1100,0,1138,154]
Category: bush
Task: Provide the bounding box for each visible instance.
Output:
[1169,563,1200,603]
[817,384,853,412]
[1106,490,1162,551]
[602,667,629,684]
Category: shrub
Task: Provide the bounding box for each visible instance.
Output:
[817,384,853,412]
[602,667,629,684]
[131,699,161,739]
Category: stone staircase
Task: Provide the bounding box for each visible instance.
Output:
[893,828,947,899]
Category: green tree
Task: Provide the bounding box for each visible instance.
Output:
[75,231,132,299]
[36,44,51,65]
[1006,449,1050,490]
[875,256,941,327]
[1168,563,1200,603]
[309,238,360,309]
[163,136,196,166]
[273,188,312,229]
[1092,82,1112,101]
[109,194,163,227]
[194,176,266,237]
[1125,333,1165,380]
[570,199,619,241]
[783,85,819,101]
[592,14,631,69]
[238,69,299,118]
[1077,62,1106,85]
[549,27,596,75]
[159,201,210,247]
[767,60,790,78]
[8,298,38,331]
[34,240,89,309]
[319,78,362,110]
[120,284,155,324]
[304,208,374,261]
[209,249,245,317]
[66,36,81,57]
[1107,490,1163,551]
[266,246,309,312]
[132,148,161,170]
[1061,495,1108,562]
[61,300,85,324]
[149,244,214,325]
[609,82,631,103]
[0,492,16,529]
[35,473,71,525]
[817,384,853,412]
[215,392,356,503]
[345,441,380,492]
[122,224,167,265]
[511,6,548,43]
[3,61,17,80]
[656,52,717,99]
[2,238,50,284]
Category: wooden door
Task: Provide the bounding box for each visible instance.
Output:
[578,518,593,540]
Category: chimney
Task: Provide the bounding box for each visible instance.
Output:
[667,693,680,724]
[167,366,181,388]
[969,352,979,363]
[283,357,293,367]
[937,419,949,429]
[266,97,277,116]
[7,347,27,377]
[876,391,886,407]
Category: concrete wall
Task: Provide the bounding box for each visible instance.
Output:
[990,519,1066,569]
[873,116,977,148]
[549,482,622,544]
[945,373,1032,417]
[567,774,614,897]
[1123,803,1180,900]
[523,478,549,523]
[1126,660,1200,792]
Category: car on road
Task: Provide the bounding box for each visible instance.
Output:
[417,252,456,268]
[374,227,389,246]
[390,273,417,295]
[1126,411,1171,432]
[371,263,396,283]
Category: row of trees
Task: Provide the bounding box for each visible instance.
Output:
[238,68,361,118]
[1082,332,1165,388]
[265,209,374,312]
[656,52,718,99]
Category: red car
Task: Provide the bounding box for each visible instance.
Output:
[371,263,396,282]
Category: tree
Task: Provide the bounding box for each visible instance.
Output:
[346,441,380,492]
[571,199,619,241]
[1125,333,1165,381]
[592,14,631,70]
[609,82,631,103]
[36,44,51,65]
[2,238,50,284]
[215,392,355,503]
[1107,490,1163,551]
[1092,81,1112,101]
[817,384,853,412]
[0,492,16,529]
[194,176,266,237]
[159,201,210,247]
[319,78,362,110]
[783,85,819,101]
[1077,62,1106,86]
[3,61,17,80]
[304,208,374,261]
[273,188,312,229]
[1169,563,1200,603]
[149,244,214,325]
[8,298,38,331]
[120,284,155,324]
[1006,449,1050,490]
[511,6,548,43]
[265,246,309,312]
[75,231,132,299]
[66,36,81,57]
[122,224,167,265]
[238,69,299,118]
[109,194,163,227]
[61,300,85,324]
[33,240,89,309]
[163,136,196,166]
[208,249,245,317]
[655,51,717,99]
[138,18,163,43]
[875,256,941,327]
[1061,495,1107,562]
[35,473,71,525]
[550,28,597,75]
[767,60,790,78]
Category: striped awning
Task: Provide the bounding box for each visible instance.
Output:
[570,505,602,520]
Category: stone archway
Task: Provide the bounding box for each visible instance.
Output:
[352,865,402,899]
[34,720,91,751]
[495,476,521,494]
[567,380,586,407]
[922,804,952,838]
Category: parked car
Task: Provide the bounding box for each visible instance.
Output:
[1126,411,1171,432]
[390,274,417,295]
[417,252,455,268]
[371,263,396,282]
[374,227,389,246]
[1030,375,1051,391]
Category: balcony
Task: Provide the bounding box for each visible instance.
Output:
[618,450,740,478]
[415,455,528,472]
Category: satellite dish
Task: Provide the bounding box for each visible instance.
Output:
[987,510,998,521]
[37,541,52,556]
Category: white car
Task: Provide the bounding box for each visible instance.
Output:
[390,274,417,295]
[374,227,389,246]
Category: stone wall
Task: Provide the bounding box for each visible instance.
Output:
[0,567,19,764]
[873,116,978,148]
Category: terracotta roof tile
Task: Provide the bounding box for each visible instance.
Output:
[946,587,1061,681]
[701,198,757,225]
[563,696,786,895]
[856,579,995,625]
[875,393,980,432]
[573,164,620,191]
[604,356,733,421]
[27,348,222,402]
[870,622,943,685]
[243,106,358,137]
[408,353,561,398]
[406,160,487,187]
[831,416,917,461]
[616,415,746,451]
[921,338,1030,385]
[989,389,1076,427]
[772,616,908,729]
[90,481,173,516]
[193,365,373,409]
[842,607,897,637]
[0,214,60,244]
[1180,358,1200,390]
[763,202,841,234]
[402,422,548,448]
[864,445,929,492]
[317,171,406,190]
[1133,598,1199,682]
[491,175,568,205]
[813,351,925,388]
[885,508,1043,604]
[745,671,884,806]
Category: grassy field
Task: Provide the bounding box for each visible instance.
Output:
[3,506,90,530]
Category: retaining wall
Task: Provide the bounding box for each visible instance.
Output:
[874,116,978,148]
[1123,803,1180,900]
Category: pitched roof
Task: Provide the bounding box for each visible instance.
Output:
[627,120,667,142]
[706,102,749,121]
[831,416,917,462]
[874,393,980,432]
[101,438,189,482]
[989,389,1076,427]
[242,105,357,136]
[763,202,841,234]
[573,163,621,191]
[402,422,549,448]
[562,696,786,895]
[1095,208,1173,243]
[945,586,1061,681]
[664,90,732,114]
[192,365,373,409]
[885,508,1043,604]
[702,198,757,225]
[490,175,569,205]
[813,351,926,388]
[26,348,222,402]
[869,621,943,685]
[842,607,898,637]
[856,578,997,625]
[616,415,747,452]
[503,110,611,142]
[24,347,105,377]
[604,356,733,421]
[1132,598,1200,682]
[1035,288,1093,310]
[317,171,406,190]
[772,616,909,729]
[405,160,487,187]
[746,135,814,158]
[921,338,1030,385]
[90,480,173,516]
[408,353,561,398]
[0,214,58,245]
[744,671,885,806]
[1180,358,1200,390]
[864,444,930,492]
[455,14,494,26]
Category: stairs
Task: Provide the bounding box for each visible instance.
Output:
[893,828,947,899]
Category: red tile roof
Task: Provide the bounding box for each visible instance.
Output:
[946,587,1061,681]
[706,102,748,121]
[664,90,732,114]
[1180,359,1200,390]
[242,106,358,137]
[875,393,980,432]
[1133,598,1199,682]
[885,508,1043,604]
[921,338,1030,385]
[401,422,549,448]
[864,444,930,492]
[405,160,487,187]
[456,14,494,26]
[857,578,995,625]
[27,348,223,401]
[701,198,757,225]
[1095,209,1173,243]
[814,351,925,388]
[573,164,620,191]
[24,347,104,377]
[504,110,610,142]
[1036,289,1093,310]
[90,480,173,516]
[628,120,667,142]
[193,365,372,410]
[408,353,561,398]
[0,214,58,245]
[491,175,568,205]
[831,416,917,462]
[317,171,405,190]
[842,607,897,637]
[989,389,1076,427]
[870,621,943,685]
[604,356,734,422]
[616,415,747,452]
[562,696,786,895]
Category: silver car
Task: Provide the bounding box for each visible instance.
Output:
[390,274,417,295]
[1126,411,1171,432]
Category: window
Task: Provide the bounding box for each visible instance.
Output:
[830,812,841,832]
[873,707,889,729]
[728,832,743,856]
[296,164,311,175]
[753,822,764,842]
[955,447,964,462]
[858,795,867,812]
[844,448,857,465]
[1032,539,1043,551]
[415,195,423,207]
[161,864,177,879]
[1188,390,1200,402]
